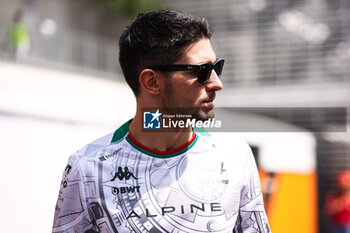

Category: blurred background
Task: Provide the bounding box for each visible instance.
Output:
[0,0,349,233]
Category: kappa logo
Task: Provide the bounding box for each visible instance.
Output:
[143,109,161,129]
[111,167,137,181]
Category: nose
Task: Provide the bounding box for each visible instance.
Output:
[205,70,223,92]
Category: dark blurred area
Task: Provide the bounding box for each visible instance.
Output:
[0,0,349,233]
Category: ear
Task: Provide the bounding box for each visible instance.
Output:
[139,69,161,95]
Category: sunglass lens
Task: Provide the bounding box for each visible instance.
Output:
[198,65,212,84]
[214,60,224,77]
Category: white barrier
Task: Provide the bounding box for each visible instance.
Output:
[0,61,135,233]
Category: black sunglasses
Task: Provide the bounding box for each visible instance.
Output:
[147,58,225,84]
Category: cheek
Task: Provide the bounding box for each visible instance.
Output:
[194,88,207,102]
[183,80,203,99]
[166,78,205,106]
[181,87,201,103]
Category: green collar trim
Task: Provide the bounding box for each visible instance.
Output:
[110,119,132,144]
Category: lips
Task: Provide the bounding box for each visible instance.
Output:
[201,92,216,109]
[203,102,214,109]
[202,98,215,109]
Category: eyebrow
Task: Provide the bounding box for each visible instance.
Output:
[198,58,218,65]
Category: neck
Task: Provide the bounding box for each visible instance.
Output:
[128,111,194,152]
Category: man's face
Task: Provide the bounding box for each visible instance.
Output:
[160,38,223,121]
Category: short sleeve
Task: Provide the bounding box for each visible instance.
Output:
[52,156,96,233]
[234,147,271,233]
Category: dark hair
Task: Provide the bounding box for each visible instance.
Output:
[119,10,212,96]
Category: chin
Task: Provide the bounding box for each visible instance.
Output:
[193,109,215,121]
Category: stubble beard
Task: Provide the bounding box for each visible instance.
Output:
[163,82,215,121]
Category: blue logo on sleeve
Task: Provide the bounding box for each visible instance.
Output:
[143,109,162,129]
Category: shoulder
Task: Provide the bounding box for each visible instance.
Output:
[196,132,252,154]
[195,132,253,166]
[68,120,131,167]
[67,132,125,173]
[70,132,113,158]
[68,120,132,165]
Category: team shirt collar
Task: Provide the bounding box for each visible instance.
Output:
[111,119,198,158]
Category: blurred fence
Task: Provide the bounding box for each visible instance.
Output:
[172,0,350,87]
[0,15,120,76]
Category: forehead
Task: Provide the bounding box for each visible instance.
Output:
[176,38,216,64]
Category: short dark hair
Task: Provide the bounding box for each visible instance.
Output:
[119,10,212,96]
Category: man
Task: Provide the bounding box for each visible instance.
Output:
[52,10,270,233]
